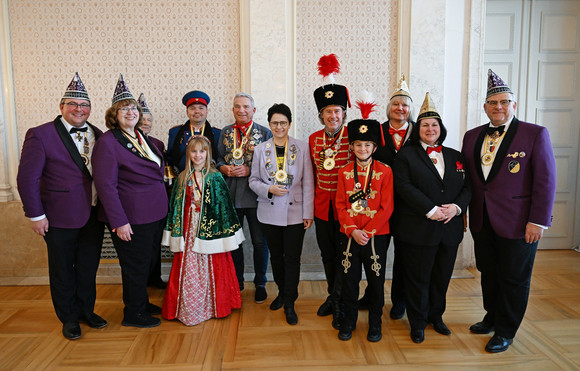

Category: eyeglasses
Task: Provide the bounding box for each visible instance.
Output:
[486,100,513,107]
[270,121,289,128]
[63,102,91,110]
[119,106,139,113]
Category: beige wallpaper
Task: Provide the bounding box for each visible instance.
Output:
[295,0,399,139]
[9,0,399,146]
[9,0,241,146]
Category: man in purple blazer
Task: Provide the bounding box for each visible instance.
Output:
[461,70,557,353]
[16,73,107,340]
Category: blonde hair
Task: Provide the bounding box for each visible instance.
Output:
[177,136,216,189]
[386,95,414,123]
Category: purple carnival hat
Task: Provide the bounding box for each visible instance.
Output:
[486,69,513,99]
[112,74,135,104]
[62,72,90,101]
[138,93,151,114]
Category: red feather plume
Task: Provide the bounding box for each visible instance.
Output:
[355,91,378,120]
[317,54,341,79]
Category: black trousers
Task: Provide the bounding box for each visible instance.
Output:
[261,223,305,307]
[339,233,388,330]
[314,205,344,301]
[147,217,166,285]
[231,207,269,289]
[43,207,104,324]
[390,236,406,307]
[401,241,458,331]
[472,207,538,339]
[110,218,165,317]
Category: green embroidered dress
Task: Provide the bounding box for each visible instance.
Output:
[162,170,244,253]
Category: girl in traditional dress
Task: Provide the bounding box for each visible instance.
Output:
[162,136,244,326]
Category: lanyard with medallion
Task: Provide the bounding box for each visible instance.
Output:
[232,123,253,165]
[320,126,345,170]
[187,170,204,212]
[190,122,205,137]
[481,130,505,166]
[274,139,289,183]
[121,129,152,161]
[348,160,373,213]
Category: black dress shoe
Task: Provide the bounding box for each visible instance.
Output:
[367,327,382,342]
[255,286,267,303]
[284,307,298,325]
[469,320,494,334]
[317,299,333,317]
[62,322,81,340]
[146,302,162,315]
[432,321,451,335]
[485,334,513,353]
[122,312,161,328]
[390,303,405,320]
[79,312,108,329]
[410,329,425,343]
[338,329,352,341]
[270,296,283,311]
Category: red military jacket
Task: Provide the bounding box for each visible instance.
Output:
[309,126,353,221]
[336,160,394,237]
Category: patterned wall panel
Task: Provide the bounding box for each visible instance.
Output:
[9,0,241,147]
[295,0,399,140]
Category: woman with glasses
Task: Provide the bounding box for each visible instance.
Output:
[393,93,471,344]
[93,75,168,328]
[249,103,314,325]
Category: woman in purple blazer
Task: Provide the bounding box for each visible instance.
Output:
[93,75,168,328]
[249,103,314,325]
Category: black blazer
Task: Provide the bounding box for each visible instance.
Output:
[373,120,415,166]
[393,144,471,246]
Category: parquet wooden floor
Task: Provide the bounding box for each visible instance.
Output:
[0,250,579,370]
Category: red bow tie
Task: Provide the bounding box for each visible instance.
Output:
[389,127,406,137]
[426,145,442,155]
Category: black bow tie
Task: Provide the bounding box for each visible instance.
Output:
[486,125,505,136]
[70,127,88,134]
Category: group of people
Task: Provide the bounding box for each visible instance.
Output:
[17,58,556,355]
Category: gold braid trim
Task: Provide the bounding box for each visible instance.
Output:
[347,207,377,218]
[369,236,381,276]
[342,237,352,273]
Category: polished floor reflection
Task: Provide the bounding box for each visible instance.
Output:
[0,250,579,370]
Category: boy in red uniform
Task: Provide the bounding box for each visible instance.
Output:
[335,97,394,342]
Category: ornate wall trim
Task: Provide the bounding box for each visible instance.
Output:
[0,0,18,201]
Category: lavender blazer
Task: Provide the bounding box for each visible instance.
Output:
[249,137,314,226]
[17,117,102,229]
[92,129,168,229]
[461,118,556,239]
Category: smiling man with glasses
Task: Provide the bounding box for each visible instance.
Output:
[17,72,107,340]
[461,69,557,353]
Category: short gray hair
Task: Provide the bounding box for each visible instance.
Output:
[233,92,255,108]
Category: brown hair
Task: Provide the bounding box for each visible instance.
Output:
[104,99,143,129]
